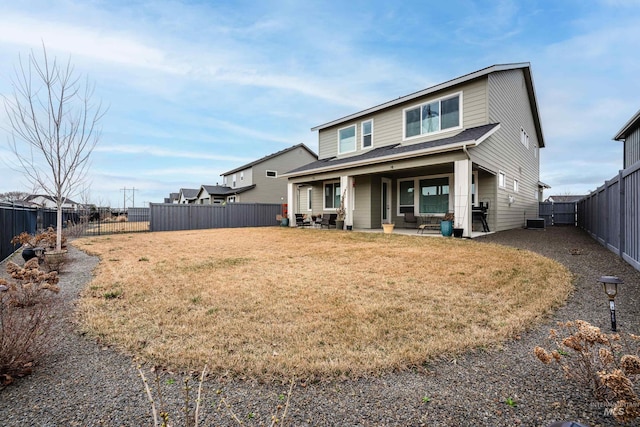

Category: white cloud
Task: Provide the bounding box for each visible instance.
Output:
[93,144,253,163]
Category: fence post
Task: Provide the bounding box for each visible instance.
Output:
[604,180,609,247]
[619,169,625,259]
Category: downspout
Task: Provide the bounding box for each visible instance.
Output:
[462,144,470,160]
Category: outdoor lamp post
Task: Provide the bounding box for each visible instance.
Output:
[598,275,623,332]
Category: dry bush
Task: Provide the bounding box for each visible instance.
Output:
[0,259,60,385]
[534,320,640,423]
[11,227,67,250]
[75,228,572,381]
[4,258,60,307]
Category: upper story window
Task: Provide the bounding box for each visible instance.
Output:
[361,119,373,149]
[513,179,519,193]
[266,170,277,178]
[232,174,237,187]
[404,93,461,139]
[498,171,506,188]
[338,125,357,154]
[240,171,244,181]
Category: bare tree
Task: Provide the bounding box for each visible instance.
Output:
[3,44,106,250]
[0,191,30,202]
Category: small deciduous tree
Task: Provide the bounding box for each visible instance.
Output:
[3,44,106,250]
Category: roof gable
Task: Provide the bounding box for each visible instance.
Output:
[221,143,317,176]
[311,62,545,148]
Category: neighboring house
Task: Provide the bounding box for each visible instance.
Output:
[177,188,199,204]
[195,143,318,205]
[613,109,640,169]
[545,195,585,203]
[163,192,179,204]
[283,63,546,236]
[23,194,79,210]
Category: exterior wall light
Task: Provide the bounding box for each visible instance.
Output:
[598,275,623,332]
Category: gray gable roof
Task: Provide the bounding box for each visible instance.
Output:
[24,194,79,205]
[284,123,500,177]
[221,143,317,176]
[179,188,199,199]
[311,63,544,148]
[201,184,256,197]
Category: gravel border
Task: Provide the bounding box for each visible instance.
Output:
[1,226,639,426]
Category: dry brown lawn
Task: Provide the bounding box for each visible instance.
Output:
[73,228,572,381]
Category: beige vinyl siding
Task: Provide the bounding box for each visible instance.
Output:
[316,79,489,161]
[471,69,540,231]
[625,127,640,168]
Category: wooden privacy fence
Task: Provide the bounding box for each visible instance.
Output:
[538,202,578,226]
[578,160,640,272]
[149,203,282,232]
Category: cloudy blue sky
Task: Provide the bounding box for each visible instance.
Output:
[0,0,638,207]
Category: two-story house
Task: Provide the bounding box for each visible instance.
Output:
[283,63,546,237]
[614,109,640,169]
[195,143,318,204]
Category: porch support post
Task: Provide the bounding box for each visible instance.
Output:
[454,159,472,237]
[287,181,295,227]
[340,175,353,227]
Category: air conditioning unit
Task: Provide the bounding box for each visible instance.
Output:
[526,218,546,229]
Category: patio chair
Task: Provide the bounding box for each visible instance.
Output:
[320,213,337,229]
[295,213,311,227]
[403,212,419,228]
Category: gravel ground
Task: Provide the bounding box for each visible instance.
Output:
[1,226,639,426]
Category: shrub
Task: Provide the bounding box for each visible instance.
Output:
[0,259,60,385]
[11,227,67,251]
[534,320,640,423]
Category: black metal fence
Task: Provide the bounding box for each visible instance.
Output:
[0,203,80,262]
[0,204,150,262]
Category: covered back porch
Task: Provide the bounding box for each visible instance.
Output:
[287,155,497,238]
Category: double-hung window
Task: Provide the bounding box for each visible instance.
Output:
[404,93,461,139]
[324,182,341,209]
[361,120,373,149]
[338,125,356,154]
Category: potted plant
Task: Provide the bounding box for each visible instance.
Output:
[382,222,395,234]
[440,212,454,237]
[335,190,346,230]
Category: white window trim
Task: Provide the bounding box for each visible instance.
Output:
[513,179,519,193]
[266,170,278,178]
[498,171,506,189]
[337,124,357,155]
[402,91,463,141]
[232,173,237,187]
[361,119,373,150]
[240,171,244,181]
[323,180,341,210]
[307,187,312,211]
[397,173,453,216]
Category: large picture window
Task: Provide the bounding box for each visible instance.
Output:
[324,182,341,209]
[338,125,356,154]
[404,93,461,139]
[419,177,449,213]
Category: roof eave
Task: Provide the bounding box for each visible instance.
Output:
[613,109,640,141]
[282,139,478,179]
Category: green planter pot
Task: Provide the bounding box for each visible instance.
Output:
[440,220,453,237]
[335,220,345,230]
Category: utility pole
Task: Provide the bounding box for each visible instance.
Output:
[120,187,139,211]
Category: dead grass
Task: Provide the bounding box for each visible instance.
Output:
[78,221,149,235]
[73,228,572,381]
